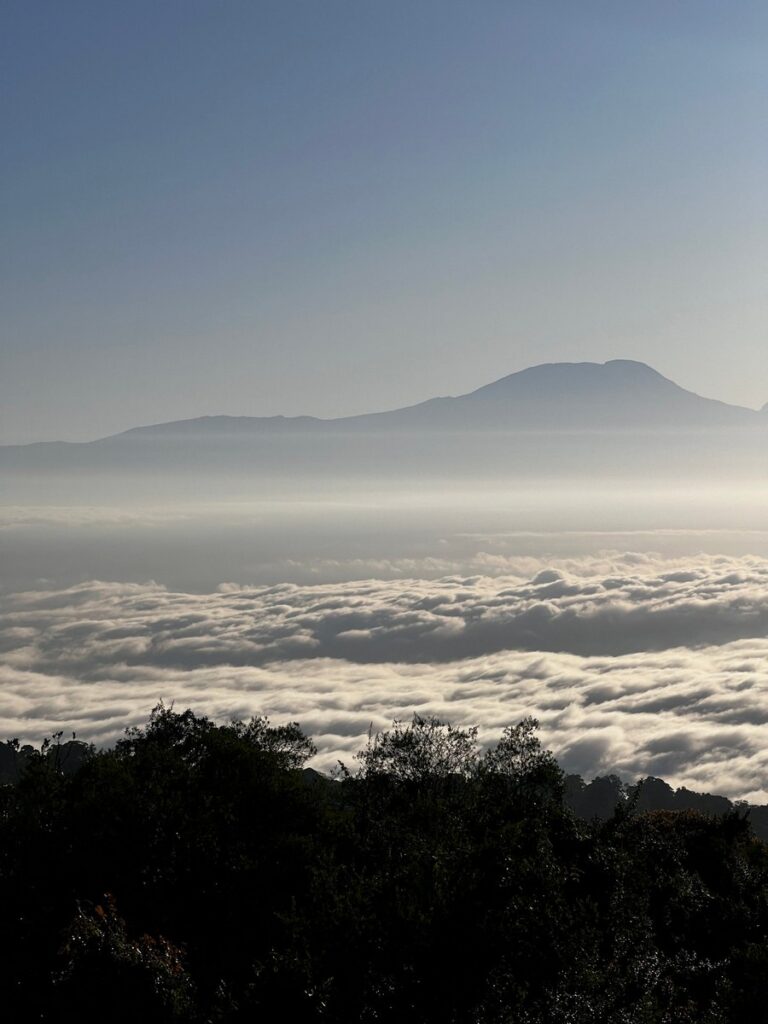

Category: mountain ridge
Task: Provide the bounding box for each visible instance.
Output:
[2,360,765,489]
[5,360,760,449]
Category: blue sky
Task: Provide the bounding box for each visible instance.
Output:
[2,1,766,442]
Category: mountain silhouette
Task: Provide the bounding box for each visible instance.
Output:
[337,360,757,431]
[89,360,761,441]
[2,361,764,487]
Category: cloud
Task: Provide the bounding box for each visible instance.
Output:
[6,554,768,667]
[3,554,768,800]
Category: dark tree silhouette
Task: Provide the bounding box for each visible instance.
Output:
[1,706,767,1022]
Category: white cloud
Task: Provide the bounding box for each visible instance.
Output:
[3,554,768,800]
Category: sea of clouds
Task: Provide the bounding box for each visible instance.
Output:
[4,552,768,800]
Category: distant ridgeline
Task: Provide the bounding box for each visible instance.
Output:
[2,729,766,837]
[3,708,768,1022]
[3,361,767,487]
[563,771,768,837]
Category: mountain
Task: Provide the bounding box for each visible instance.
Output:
[338,359,758,431]
[72,360,764,441]
[2,360,765,489]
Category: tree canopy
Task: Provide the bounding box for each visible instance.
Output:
[1,706,767,1022]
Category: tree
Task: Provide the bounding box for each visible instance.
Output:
[351,714,479,782]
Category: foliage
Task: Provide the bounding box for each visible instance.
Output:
[54,894,195,1021]
[0,706,766,1022]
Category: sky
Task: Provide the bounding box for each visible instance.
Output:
[2,0,767,443]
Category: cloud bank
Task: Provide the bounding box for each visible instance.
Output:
[3,554,768,799]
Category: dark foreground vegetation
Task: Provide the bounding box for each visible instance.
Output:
[2,709,768,1023]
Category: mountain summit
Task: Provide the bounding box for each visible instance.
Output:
[340,359,756,432]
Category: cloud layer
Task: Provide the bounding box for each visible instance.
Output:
[3,554,768,799]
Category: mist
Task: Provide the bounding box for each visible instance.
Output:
[2,474,768,799]
[3,476,768,591]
